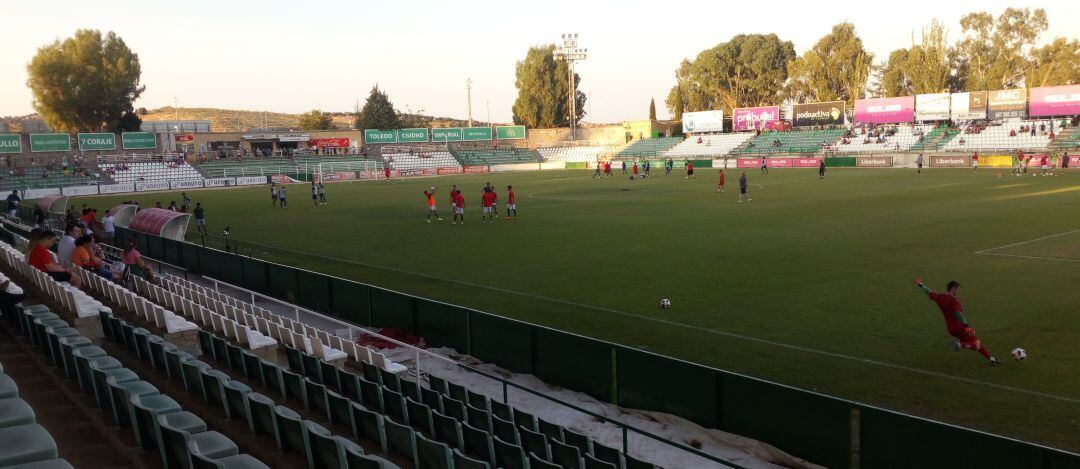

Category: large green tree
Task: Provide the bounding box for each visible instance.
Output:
[512,45,586,128]
[954,8,1047,90]
[26,29,144,132]
[648,98,656,120]
[665,34,795,119]
[1025,37,1080,87]
[355,86,401,130]
[877,20,957,96]
[298,109,334,130]
[786,23,873,106]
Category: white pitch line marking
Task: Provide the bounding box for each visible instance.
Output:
[226,238,1080,405]
[974,229,1080,254]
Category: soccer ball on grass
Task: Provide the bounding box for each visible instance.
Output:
[660,298,671,309]
[1011,348,1027,361]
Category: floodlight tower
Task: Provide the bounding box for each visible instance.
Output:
[554,33,587,140]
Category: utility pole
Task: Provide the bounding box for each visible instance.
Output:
[486,100,491,127]
[173,97,178,123]
[554,33,587,140]
[466,78,473,128]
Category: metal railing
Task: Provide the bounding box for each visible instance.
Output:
[115,229,744,468]
[188,269,744,469]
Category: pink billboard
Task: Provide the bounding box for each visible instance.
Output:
[736,158,758,168]
[854,96,915,124]
[1029,85,1080,117]
[733,106,780,131]
[791,158,822,167]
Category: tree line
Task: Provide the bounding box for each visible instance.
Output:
[666,7,1079,121]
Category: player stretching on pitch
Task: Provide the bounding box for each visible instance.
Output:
[424,187,442,223]
[506,185,518,220]
[916,278,999,365]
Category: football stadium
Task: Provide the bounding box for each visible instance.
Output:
[0,3,1078,468]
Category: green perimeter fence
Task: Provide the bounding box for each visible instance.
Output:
[25,217,1073,469]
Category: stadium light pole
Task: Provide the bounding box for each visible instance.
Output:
[554,33,586,140]
[466,78,473,128]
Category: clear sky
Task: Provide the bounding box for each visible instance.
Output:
[2,1,1077,124]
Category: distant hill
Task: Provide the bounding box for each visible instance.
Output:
[140,107,495,132]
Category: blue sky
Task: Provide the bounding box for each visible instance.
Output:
[2,0,1077,123]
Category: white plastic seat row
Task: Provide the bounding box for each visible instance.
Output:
[128,275,275,350]
[0,241,110,319]
[72,266,198,334]
[664,133,756,157]
[158,272,400,372]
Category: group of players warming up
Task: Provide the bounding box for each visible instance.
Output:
[424,182,517,224]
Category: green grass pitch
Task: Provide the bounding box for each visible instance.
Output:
[75,167,1080,451]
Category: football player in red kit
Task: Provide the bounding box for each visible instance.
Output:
[916,278,999,365]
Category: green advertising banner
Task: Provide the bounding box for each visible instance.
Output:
[496,125,526,140]
[77,133,116,151]
[396,128,429,143]
[462,127,493,141]
[29,133,71,152]
[0,134,21,154]
[431,128,463,142]
[364,129,396,144]
[121,132,157,149]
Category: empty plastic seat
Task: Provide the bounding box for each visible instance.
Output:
[90,366,138,410]
[491,415,518,444]
[592,442,624,469]
[441,398,466,422]
[282,369,307,406]
[222,380,253,421]
[465,405,491,432]
[180,360,212,394]
[513,409,537,432]
[338,369,361,401]
[327,390,353,430]
[461,421,495,467]
[304,378,330,419]
[352,403,389,453]
[0,398,36,427]
[416,433,453,469]
[131,393,183,450]
[245,394,282,445]
[107,377,158,427]
[406,398,434,436]
[563,428,592,455]
[159,416,240,469]
[585,453,618,469]
[492,435,528,469]
[344,442,397,469]
[529,452,562,469]
[432,411,463,450]
[304,421,342,469]
[0,424,58,466]
[190,449,269,469]
[386,418,419,467]
[519,426,550,461]
[273,406,305,454]
[259,360,285,398]
[419,387,443,413]
[452,448,491,469]
[0,458,75,469]
[624,453,657,469]
[0,374,19,399]
[550,439,583,469]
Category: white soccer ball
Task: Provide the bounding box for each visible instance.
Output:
[660,298,671,309]
[430,186,436,191]
[1011,348,1027,361]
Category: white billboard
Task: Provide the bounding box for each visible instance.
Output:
[682,110,725,133]
[915,93,951,121]
[950,92,987,121]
